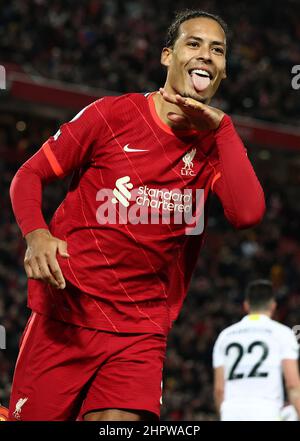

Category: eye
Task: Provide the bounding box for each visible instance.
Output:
[212,47,224,55]
[187,41,199,48]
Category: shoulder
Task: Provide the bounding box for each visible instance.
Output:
[87,93,152,125]
[268,320,298,350]
[93,92,150,109]
[272,320,296,338]
[221,321,242,336]
[214,322,240,346]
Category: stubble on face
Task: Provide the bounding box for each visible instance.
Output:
[163,17,227,104]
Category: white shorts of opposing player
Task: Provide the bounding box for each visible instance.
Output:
[221,399,281,421]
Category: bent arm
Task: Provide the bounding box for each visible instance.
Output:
[212,115,266,229]
[9,101,106,288]
[10,100,105,237]
[10,150,71,288]
[10,150,59,237]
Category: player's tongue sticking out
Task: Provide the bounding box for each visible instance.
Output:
[190,71,211,92]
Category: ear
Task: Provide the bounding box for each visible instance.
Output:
[270,300,277,315]
[161,47,173,67]
[243,301,249,313]
[222,60,227,79]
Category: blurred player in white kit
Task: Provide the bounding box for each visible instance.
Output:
[213,280,300,421]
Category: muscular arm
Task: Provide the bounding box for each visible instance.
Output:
[212,115,266,229]
[10,148,61,237]
[10,99,106,288]
[10,149,69,289]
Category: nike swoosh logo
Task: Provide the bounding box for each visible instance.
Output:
[123,144,149,153]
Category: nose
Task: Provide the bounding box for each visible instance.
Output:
[196,43,212,62]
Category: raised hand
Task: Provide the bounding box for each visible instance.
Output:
[159,88,225,131]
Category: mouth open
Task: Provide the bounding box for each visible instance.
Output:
[189,68,212,92]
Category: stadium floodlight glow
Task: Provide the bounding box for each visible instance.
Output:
[0,66,5,90]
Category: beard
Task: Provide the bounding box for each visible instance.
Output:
[182,91,208,104]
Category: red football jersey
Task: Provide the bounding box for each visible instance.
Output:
[10,92,265,335]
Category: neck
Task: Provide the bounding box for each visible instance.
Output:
[153,93,189,130]
[249,311,271,317]
[153,86,192,130]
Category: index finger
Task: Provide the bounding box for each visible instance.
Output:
[47,255,66,289]
[159,88,180,105]
[159,89,205,110]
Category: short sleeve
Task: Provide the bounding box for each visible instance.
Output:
[279,327,299,360]
[213,333,225,368]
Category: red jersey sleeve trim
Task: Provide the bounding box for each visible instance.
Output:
[42,142,64,177]
[211,171,221,191]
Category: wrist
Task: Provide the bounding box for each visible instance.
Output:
[216,113,231,130]
[25,228,50,244]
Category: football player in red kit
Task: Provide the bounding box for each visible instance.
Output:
[9,10,265,420]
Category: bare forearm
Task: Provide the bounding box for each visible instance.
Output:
[214,390,224,417]
[287,387,300,418]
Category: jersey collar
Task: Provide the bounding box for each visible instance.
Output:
[147,92,199,137]
[243,314,270,322]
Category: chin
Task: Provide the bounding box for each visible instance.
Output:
[197,96,208,104]
[183,91,209,103]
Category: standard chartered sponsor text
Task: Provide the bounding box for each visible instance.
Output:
[96,185,204,235]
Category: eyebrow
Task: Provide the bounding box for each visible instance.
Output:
[187,36,226,47]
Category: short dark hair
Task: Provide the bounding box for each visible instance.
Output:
[165,9,228,48]
[245,280,275,311]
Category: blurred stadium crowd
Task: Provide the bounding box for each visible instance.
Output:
[1,0,300,421]
[1,0,300,124]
